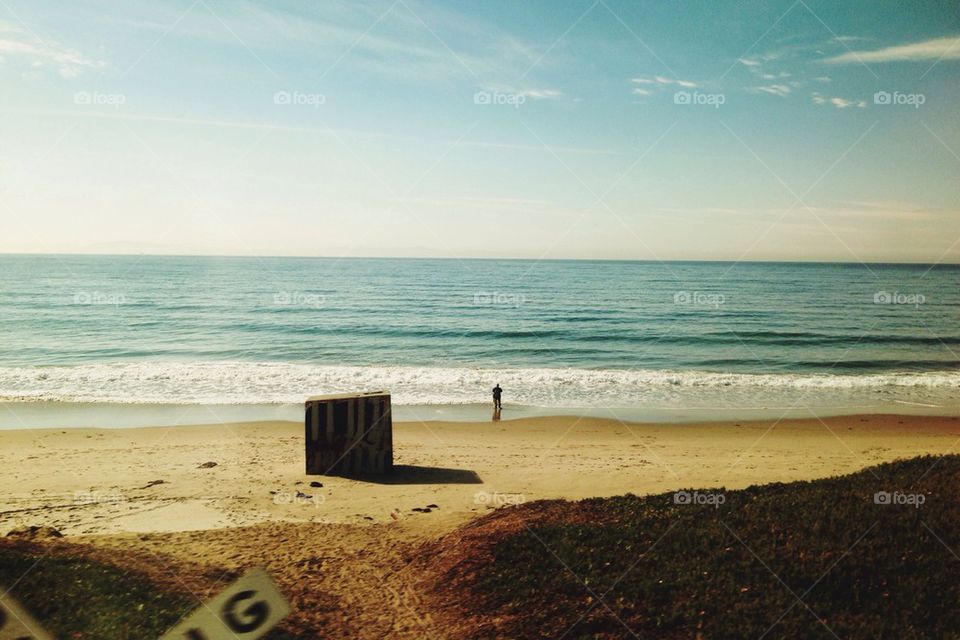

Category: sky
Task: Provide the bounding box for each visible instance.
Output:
[0,0,958,263]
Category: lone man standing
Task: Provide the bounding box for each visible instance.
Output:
[492,383,503,410]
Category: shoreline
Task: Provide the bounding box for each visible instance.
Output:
[2,413,959,538]
[2,400,959,430]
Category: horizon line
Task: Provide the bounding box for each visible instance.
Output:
[0,251,957,267]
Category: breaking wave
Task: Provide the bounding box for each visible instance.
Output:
[2,361,959,409]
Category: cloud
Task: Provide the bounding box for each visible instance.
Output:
[522,88,563,100]
[829,97,864,108]
[750,84,791,97]
[834,35,868,44]
[822,35,960,64]
[8,107,621,155]
[0,22,102,77]
[482,85,563,100]
[811,92,865,108]
[815,201,940,222]
[390,195,575,218]
[737,53,797,89]
[631,75,698,88]
[106,1,549,85]
[629,75,697,99]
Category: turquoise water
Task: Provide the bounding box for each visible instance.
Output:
[1,255,958,417]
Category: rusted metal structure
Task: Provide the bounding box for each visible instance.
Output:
[304,391,393,475]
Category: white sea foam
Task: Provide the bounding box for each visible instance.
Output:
[0,362,958,409]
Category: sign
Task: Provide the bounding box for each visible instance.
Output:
[160,568,291,640]
[0,593,53,640]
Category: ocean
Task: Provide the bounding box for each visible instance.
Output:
[1,254,958,424]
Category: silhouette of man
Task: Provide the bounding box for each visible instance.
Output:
[492,384,503,410]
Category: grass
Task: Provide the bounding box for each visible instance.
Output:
[0,544,303,639]
[433,455,960,639]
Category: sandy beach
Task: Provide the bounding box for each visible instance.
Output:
[2,413,960,637]
[3,413,959,538]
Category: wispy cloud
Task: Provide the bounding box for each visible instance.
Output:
[750,83,792,97]
[822,35,960,64]
[390,195,576,217]
[736,41,866,99]
[811,92,865,108]
[629,75,697,99]
[479,84,564,101]
[814,201,942,222]
[521,88,563,100]
[4,107,618,155]
[0,21,102,77]
[738,53,801,96]
[829,97,865,109]
[631,75,697,88]
[834,35,868,44]
[103,0,547,85]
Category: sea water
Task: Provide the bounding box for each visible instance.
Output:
[1,255,957,425]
